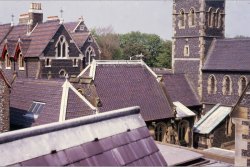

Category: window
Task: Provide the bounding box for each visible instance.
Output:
[155,123,167,142]
[4,52,11,69]
[85,46,95,65]
[24,101,45,119]
[56,35,68,58]
[189,8,195,26]
[184,45,189,57]
[80,25,85,31]
[214,9,220,27]
[208,75,217,94]
[238,76,247,96]
[73,59,78,67]
[18,52,25,70]
[179,10,185,28]
[222,75,232,95]
[45,58,51,67]
[178,120,190,145]
[59,69,67,78]
[208,8,214,27]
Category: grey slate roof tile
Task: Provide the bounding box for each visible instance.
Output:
[203,38,250,72]
[161,73,200,107]
[94,64,174,121]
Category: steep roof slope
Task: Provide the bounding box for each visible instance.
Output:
[161,73,200,107]
[10,78,95,128]
[203,38,250,72]
[0,106,167,166]
[79,60,174,121]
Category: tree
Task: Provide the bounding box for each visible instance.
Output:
[92,26,122,60]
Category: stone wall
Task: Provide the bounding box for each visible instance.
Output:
[0,74,9,133]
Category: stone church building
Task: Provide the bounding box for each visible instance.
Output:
[172,0,250,149]
[0,3,100,81]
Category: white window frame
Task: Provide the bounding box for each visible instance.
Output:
[73,58,78,67]
[18,52,25,70]
[184,45,190,57]
[5,52,11,70]
[55,35,69,59]
[45,58,51,67]
[85,46,96,65]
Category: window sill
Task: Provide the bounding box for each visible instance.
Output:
[5,67,11,70]
[73,65,78,67]
[19,67,25,71]
[45,65,51,68]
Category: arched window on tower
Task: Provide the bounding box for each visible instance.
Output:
[85,46,95,65]
[208,8,214,27]
[179,9,185,28]
[238,76,247,96]
[214,9,220,27]
[222,76,232,95]
[208,75,217,94]
[56,35,68,58]
[189,8,195,26]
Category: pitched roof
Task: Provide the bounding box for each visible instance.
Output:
[79,60,174,121]
[0,24,12,43]
[203,38,250,72]
[25,21,61,57]
[161,73,200,107]
[0,106,167,166]
[0,70,11,88]
[70,32,90,48]
[10,78,95,128]
[64,21,79,32]
[193,104,231,134]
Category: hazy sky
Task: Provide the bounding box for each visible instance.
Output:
[0,1,249,40]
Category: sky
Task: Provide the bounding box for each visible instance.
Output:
[0,0,249,40]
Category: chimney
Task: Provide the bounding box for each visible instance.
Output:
[28,3,43,32]
[47,16,59,22]
[19,13,29,25]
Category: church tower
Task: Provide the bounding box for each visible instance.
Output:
[172,0,225,99]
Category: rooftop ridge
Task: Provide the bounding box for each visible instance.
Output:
[0,106,140,145]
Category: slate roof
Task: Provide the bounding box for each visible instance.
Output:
[0,106,167,166]
[0,24,12,43]
[79,60,174,121]
[10,78,95,128]
[161,73,200,107]
[203,38,250,72]
[64,21,79,32]
[25,20,61,57]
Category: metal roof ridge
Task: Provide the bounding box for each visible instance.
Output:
[0,106,141,145]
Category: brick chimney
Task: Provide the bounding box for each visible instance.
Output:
[19,3,43,33]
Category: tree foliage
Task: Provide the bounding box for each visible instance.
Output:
[92,28,172,68]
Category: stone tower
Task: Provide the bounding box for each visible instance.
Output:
[172,0,225,99]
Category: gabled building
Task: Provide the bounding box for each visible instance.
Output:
[10,78,96,130]
[0,3,100,81]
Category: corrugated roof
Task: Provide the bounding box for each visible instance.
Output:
[173,101,196,118]
[203,38,250,72]
[161,73,200,107]
[0,106,167,166]
[193,104,231,134]
[90,61,174,121]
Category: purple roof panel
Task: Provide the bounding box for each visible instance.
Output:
[94,64,174,121]
[162,73,200,107]
[203,38,250,72]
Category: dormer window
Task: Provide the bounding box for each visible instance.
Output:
[56,35,68,58]
[4,52,11,69]
[18,53,25,70]
[80,25,85,31]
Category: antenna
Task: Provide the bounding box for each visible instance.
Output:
[11,14,14,26]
